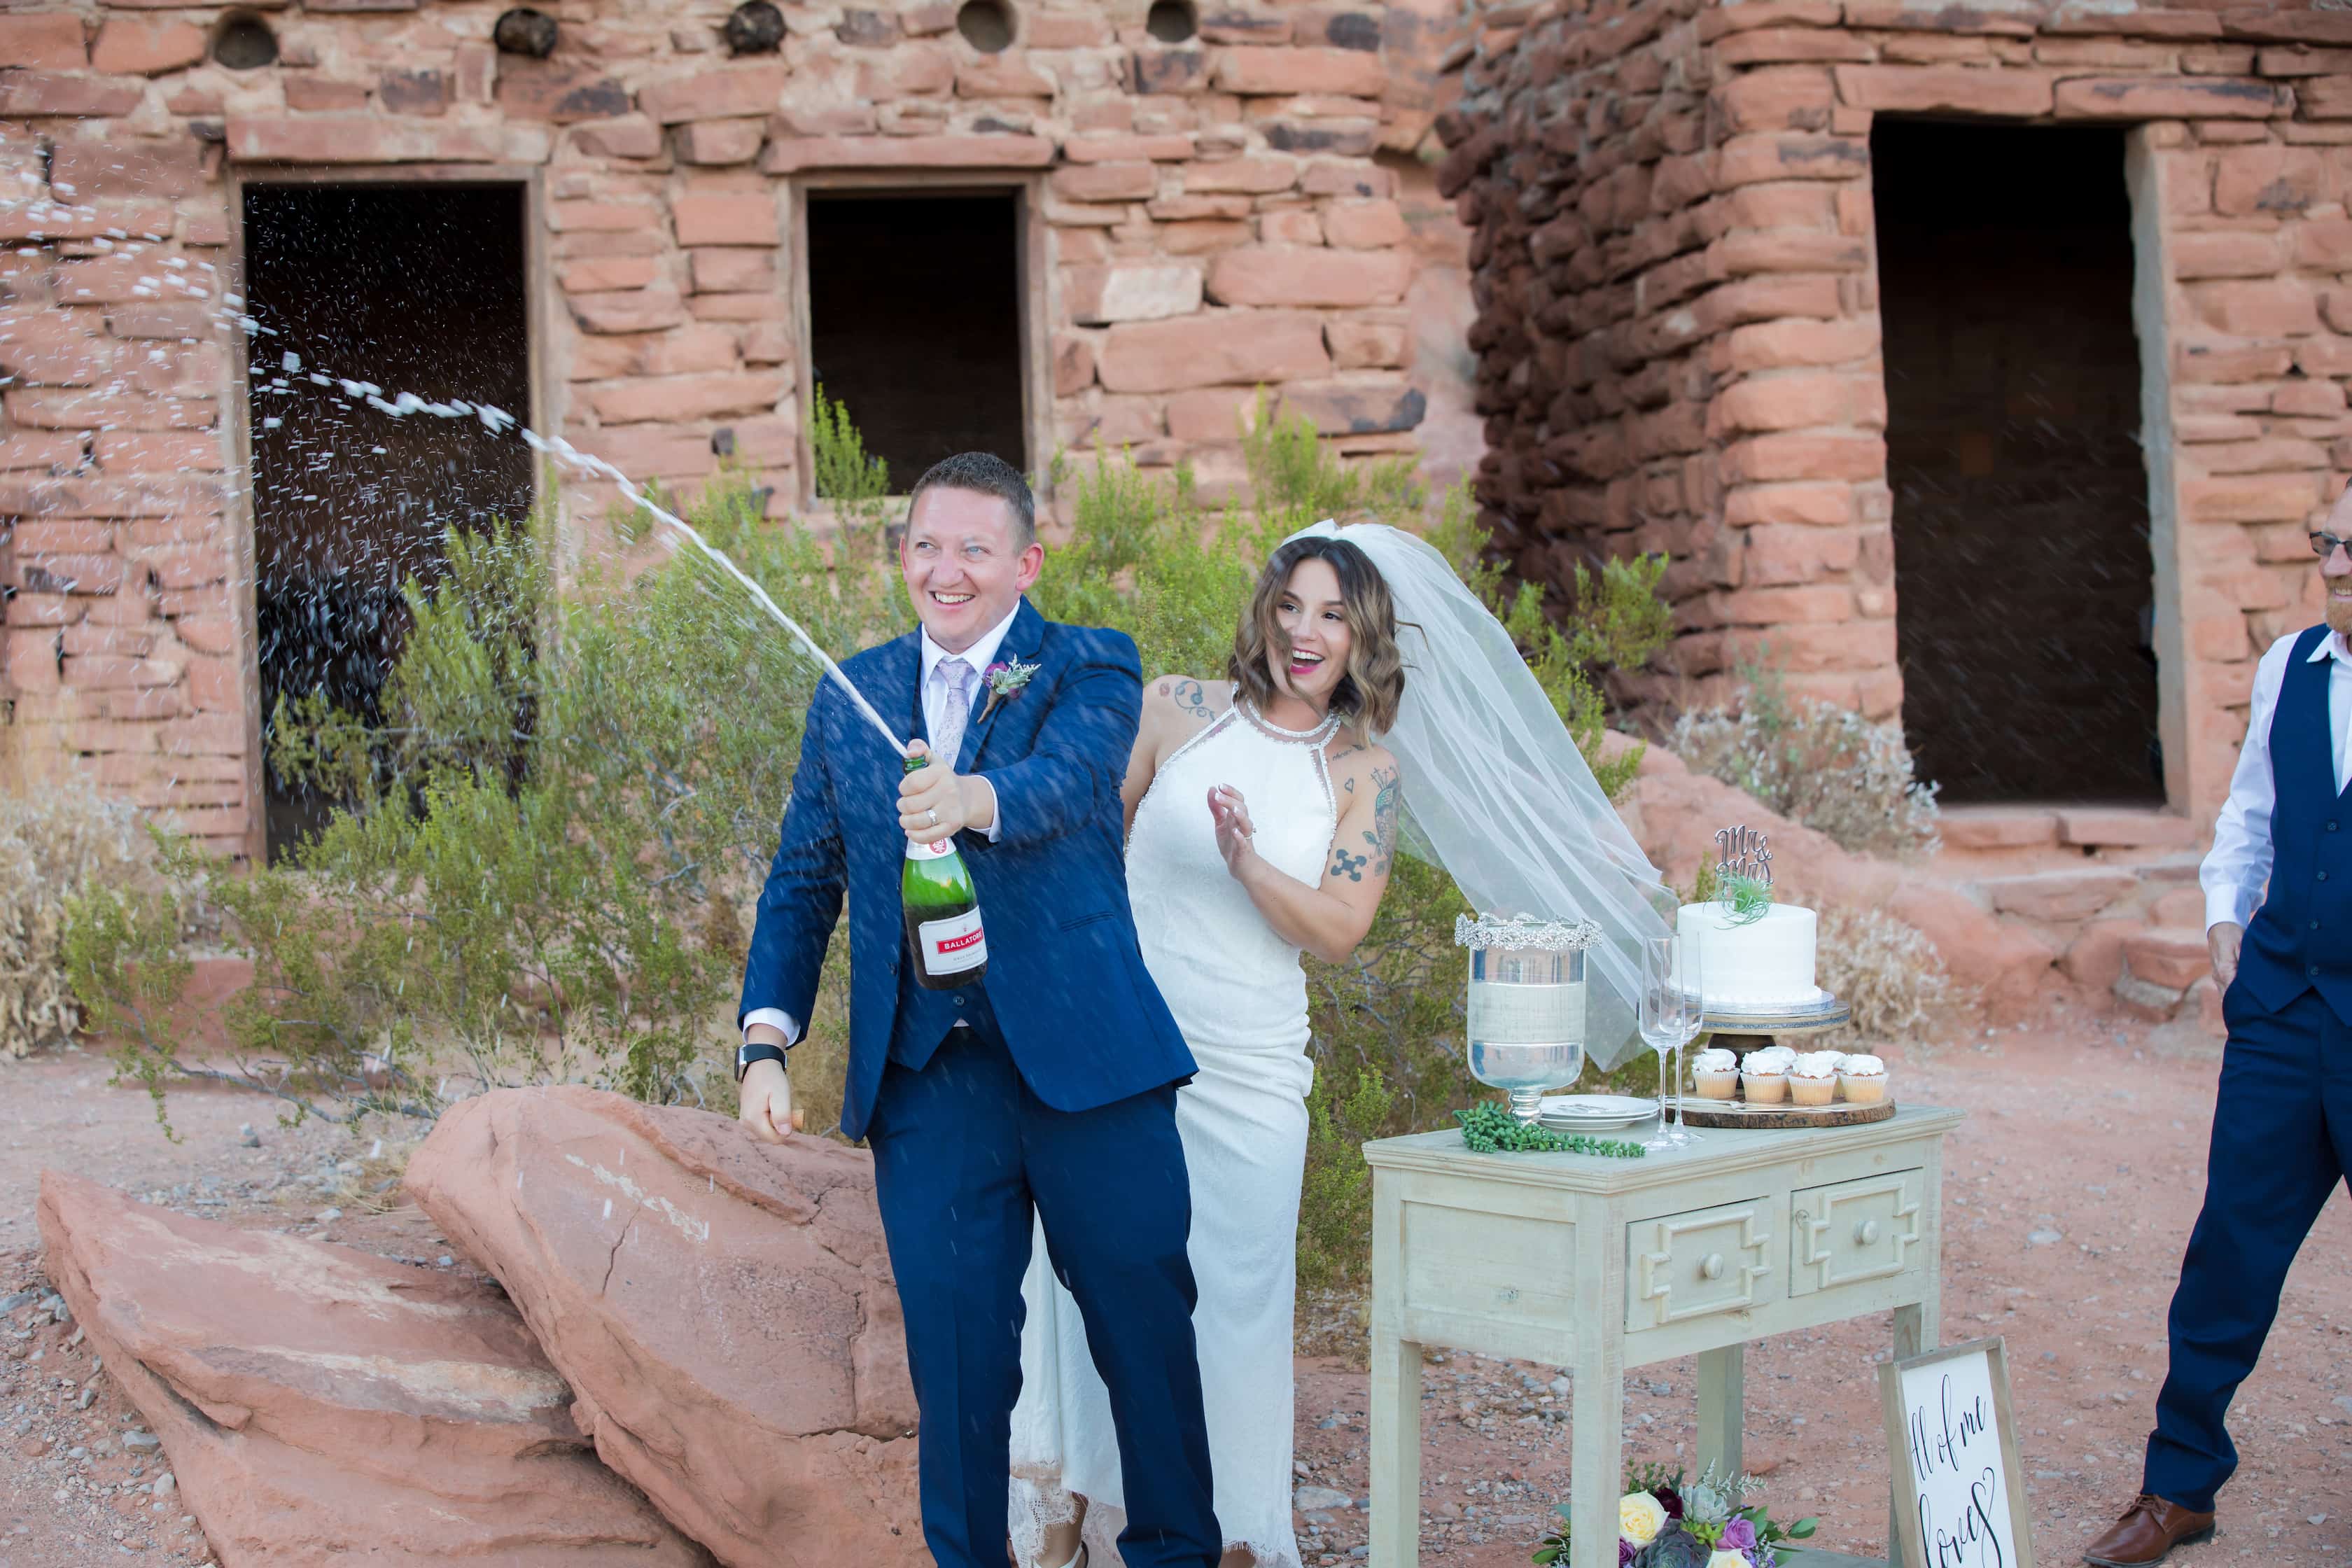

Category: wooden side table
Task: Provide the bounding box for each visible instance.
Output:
[1364,1105,1963,1568]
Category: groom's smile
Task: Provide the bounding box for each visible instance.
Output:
[902,482,1044,654]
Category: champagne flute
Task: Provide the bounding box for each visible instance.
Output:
[1639,934,1703,1149]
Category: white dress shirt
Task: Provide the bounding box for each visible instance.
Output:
[743,603,1021,1050]
[2202,626,2352,932]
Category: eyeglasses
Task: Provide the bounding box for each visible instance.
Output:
[2313,532,2352,558]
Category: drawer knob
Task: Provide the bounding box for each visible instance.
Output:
[1855,1219,1880,1247]
[1700,1252,1726,1282]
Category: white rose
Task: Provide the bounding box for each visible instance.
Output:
[1619,1491,1668,1546]
[1707,1551,1752,1568]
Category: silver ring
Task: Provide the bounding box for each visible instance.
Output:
[927,808,939,827]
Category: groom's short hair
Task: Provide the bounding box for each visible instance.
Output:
[908,451,1036,547]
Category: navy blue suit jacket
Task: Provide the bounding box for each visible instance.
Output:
[738,598,1196,1141]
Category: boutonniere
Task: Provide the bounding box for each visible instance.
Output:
[981,659,1038,720]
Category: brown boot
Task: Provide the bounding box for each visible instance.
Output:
[2082,1494,2217,1567]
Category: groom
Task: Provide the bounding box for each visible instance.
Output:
[735,451,1219,1568]
[2085,478,2352,1567]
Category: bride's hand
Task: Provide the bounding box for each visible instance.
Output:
[1209,785,1256,878]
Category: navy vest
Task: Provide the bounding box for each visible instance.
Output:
[2237,623,2352,1024]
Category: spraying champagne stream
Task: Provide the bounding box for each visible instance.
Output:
[257,342,916,761]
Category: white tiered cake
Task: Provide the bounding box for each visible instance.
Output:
[1675,902,1824,1010]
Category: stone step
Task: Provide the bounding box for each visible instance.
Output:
[1938,805,2059,852]
[2120,927,2211,991]
[2056,806,2199,851]
[1979,867,2141,923]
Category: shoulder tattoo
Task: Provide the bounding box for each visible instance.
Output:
[1170,678,1213,720]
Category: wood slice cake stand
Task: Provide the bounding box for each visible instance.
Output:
[1676,994,1896,1129]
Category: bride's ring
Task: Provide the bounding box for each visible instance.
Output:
[926,808,939,827]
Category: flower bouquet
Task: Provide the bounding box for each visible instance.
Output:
[1532,1462,1817,1568]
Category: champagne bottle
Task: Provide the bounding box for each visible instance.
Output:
[902,755,988,990]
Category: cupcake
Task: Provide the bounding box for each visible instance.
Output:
[1692,1046,1740,1100]
[1788,1050,1842,1107]
[1839,1054,1888,1105]
[1740,1058,1789,1105]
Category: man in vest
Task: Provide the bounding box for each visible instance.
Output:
[2085,496,2352,1566]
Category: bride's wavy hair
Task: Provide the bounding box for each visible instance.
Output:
[1228,536,1407,734]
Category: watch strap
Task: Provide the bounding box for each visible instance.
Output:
[736,1042,789,1084]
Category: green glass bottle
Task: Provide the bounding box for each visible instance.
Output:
[902,755,988,990]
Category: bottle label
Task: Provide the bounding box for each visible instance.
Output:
[906,837,954,860]
[917,909,988,976]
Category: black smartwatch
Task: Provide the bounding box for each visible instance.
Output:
[735,1042,789,1084]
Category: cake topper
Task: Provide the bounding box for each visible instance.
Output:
[1714,824,1774,928]
[1715,824,1771,887]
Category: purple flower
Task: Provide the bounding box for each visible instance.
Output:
[1619,1537,1636,1567]
[1721,1518,1759,1556]
[1654,1485,1686,1522]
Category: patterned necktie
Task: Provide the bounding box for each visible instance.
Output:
[931,657,974,766]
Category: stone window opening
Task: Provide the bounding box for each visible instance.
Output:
[1145,0,1199,44]
[1873,118,2164,807]
[211,12,279,71]
[239,181,535,859]
[955,0,1015,52]
[801,188,1032,500]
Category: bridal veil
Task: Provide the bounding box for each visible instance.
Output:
[1284,519,1672,1070]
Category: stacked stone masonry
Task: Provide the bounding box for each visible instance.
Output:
[1442,0,2352,821]
[0,0,1471,855]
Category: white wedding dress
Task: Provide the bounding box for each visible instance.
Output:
[1010,699,1340,1568]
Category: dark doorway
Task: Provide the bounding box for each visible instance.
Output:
[806,190,1027,490]
[1875,120,2162,805]
[242,182,534,858]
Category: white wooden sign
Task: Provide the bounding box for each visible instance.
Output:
[1878,1336,2035,1568]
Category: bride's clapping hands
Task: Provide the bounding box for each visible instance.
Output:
[1209,785,1256,878]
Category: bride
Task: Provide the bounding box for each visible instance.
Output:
[1010,522,1670,1568]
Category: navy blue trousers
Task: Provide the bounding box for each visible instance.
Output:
[864,1022,1220,1568]
[2145,984,2352,1512]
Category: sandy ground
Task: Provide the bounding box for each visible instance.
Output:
[1,1004,2347,1568]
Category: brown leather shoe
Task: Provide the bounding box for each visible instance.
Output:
[2082,1494,2217,1567]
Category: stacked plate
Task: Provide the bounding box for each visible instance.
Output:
[1535,1093,1655,1133]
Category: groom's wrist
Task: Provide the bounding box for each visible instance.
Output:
[962,774,999,834]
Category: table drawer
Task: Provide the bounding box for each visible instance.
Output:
[1625,1198,1774,1332]
[1789,1168,1923,1296]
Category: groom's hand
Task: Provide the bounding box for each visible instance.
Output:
[738,1058,801,1142]
[898,741,997,838]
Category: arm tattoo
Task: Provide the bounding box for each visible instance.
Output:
[1170,678,1212,719]
[1330,846,1368,882]
[1364,763,1401,876]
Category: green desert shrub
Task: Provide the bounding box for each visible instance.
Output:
[66,402,1673,1294]
[1,790,153,1060]
[1816,904,1959,1046]
[1669,660,1942,860]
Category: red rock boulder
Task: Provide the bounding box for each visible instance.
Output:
[402,1086,921,1568]
[35,1170,705,1566]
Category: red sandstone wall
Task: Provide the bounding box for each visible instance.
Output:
[1444,0,2352,820]
[0,0,1473,856]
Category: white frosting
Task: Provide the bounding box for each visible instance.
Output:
[1840,1054,1886,1077]
[1789,1050,1843,1079]
[1740,1061,1787,1079]
[1676,902,1822,1008]
[1693,1047,1738,1073]
[1747,1044,1796,1068]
